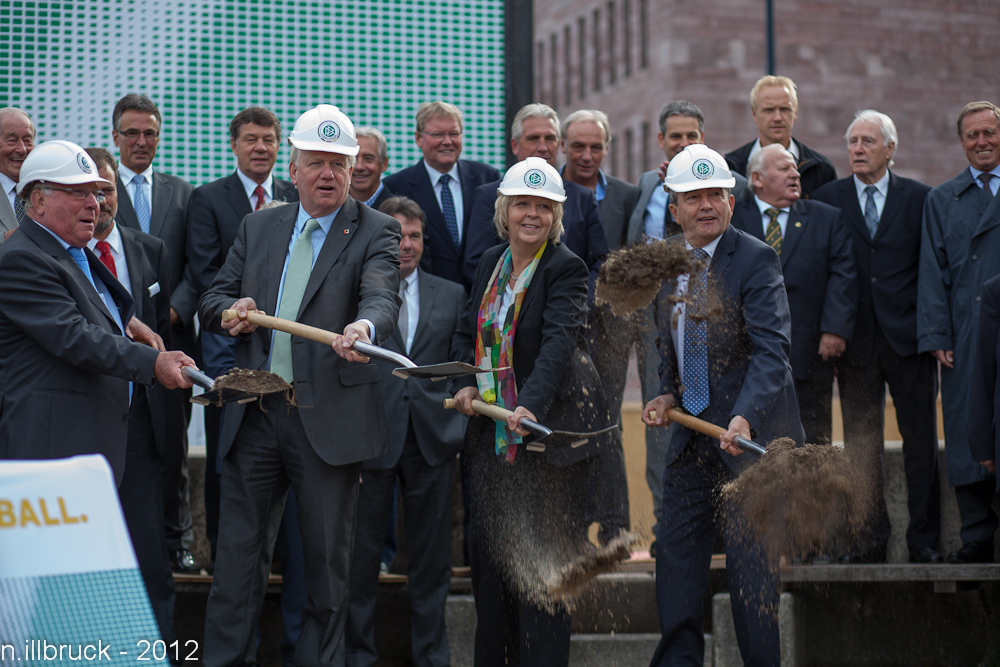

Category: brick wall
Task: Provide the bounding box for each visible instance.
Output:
[534,0,1000,187]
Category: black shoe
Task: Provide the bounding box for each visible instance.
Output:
[811,553,833,565]
[170,549,200,574]
[908,547,943,564]
[947,541,994,564]
[649,541,657,559]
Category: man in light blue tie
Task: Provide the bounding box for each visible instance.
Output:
[200,104,401,667]
[0,139,195,487]
[641,144,802,666]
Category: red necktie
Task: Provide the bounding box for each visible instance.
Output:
[95,241,117,277]
[253,185,267,211]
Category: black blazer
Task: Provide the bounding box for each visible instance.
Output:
[383,159,501,286]
[116,170,196,354]
[598,175,640,251]
[725,138,837,198]
[368,182,396,212]
[186,171,299,297]
[462,179,609,294]
[366,270,468,470]
[452,242,616,465]
[970,274,1000,491]
[812,173,931,362]
[730,197,857,380]
[118,226,187,461]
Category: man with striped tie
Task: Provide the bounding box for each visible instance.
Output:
[0,106,35,242]
[730,143,857,447]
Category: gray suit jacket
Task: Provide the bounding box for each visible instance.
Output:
[599,175,640,251]
[365,269,468,470]
[199,197,402,466]
[627,169,749,245]
[0,194,17,242]
[0,219,160,485]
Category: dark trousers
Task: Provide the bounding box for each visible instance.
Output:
[838,329,941,553]
[204,396,362,667]
[119,388,176,645]
[202,331,238,561]
[650,435,780,667]
[465,416,592,667]
[348,430,455,667]
[794,374,833,445]
[954,480,999,544]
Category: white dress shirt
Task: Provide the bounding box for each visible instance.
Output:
[853,170,890,222]
[399,268,420,354]
[423,160,464,240]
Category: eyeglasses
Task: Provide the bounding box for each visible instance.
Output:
[420,131,462,141]
[44,186,106,202]
[118,129,160,142]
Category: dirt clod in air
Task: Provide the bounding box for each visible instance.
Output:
[547,531,641,603]
[596,240,699,316]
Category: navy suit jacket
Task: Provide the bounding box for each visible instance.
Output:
[462,179,609,294]
[366,270,468,470]
[970,274,1000,491]
[725,138,837,199]
[0,220,160,485]
[186,171,299,296]
[812,173,930,362]
[383,159,501,286]
[730,198,857,380]
[656,225,804,474]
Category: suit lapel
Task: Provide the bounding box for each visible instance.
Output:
[120,231,147,312]
[264,205,299,316]
[299,198,359,315]
[275,178,298,204]
[458,160,478,220]
[837,178,870,244]
[115,178,140,231]
[738,201,766,243]
[149,171,173,237]
[0,195,16,233]
[974,178,1000,239]
[709,226,736,283]
[410,270,436,352]
[409,164,456,257]
[224,172,253,219]
[876,172,904,241]
[90,250,136,328]
[780,200,807,266]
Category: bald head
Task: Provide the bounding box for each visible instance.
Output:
[0,107,36,183]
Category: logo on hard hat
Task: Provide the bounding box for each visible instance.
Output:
[318,121,341,143]
[76,153,94,174]
[692,159,714,180]
[524,169,546,189]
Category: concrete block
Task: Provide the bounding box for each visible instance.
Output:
[712,592,799,667]
[446,595,476,667]
[569,633,672,666]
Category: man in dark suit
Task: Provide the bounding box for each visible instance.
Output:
[347,196,467,667]
[731,143,857,446]
[462,103,609,295]
[199,104,401,666]
[918,100,1000,564]
[111,92,199,573]
[0,140,193,481]
[350,127,394,210]
[560,108,636,545]
[85,146,187,645]
[383,101,499,287]
[0,107,35,242]
[186,106,299,568]
[970,275,1000,495]
[643,145,804,666]
[813,110,941,564]
[724,75,836,198]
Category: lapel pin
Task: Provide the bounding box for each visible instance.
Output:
[343,229,350,234]
[795,221,802,227]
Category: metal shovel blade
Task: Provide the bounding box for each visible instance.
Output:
[183,366,292,406]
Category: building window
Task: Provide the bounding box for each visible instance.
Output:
[564,25,572,106]
[536,40,545,103]
[608,1,616,86]
[626,126,634,183]
[639,0,649,70]
[623,0,632,78]
[578,16,587,99]
[593,8,601,94]
[550,32,559,108]
[642,120,650,173]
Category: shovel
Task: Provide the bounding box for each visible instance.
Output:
[652,408,768,456]
[182,367,292,406]
[443,398,618,452]
[220,309,497,380]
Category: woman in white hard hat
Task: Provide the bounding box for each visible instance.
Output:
[452,157,617,666]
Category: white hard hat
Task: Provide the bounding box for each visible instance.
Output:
[16,140,110,194]
[663,144,736,194]
[497,157,567,203]
[288,104,359,156]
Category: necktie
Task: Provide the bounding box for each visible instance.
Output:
[682,248,710,416]
[12,189,25,224]
[96,241,117,277]
[68,246,96,289]
[863,185,880,237]
[979,173,995,198]
[253,184,267,211]
[438,173,460,247]
[271,218,320,383]
[132,174,151,234]
[397,280,409,351]
[764,208,782,255]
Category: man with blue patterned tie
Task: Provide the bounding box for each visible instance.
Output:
[111,92,200,574]
[0,139,194,486]
[642,144,802,666]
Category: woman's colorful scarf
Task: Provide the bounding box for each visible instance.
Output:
[475,242,546,462]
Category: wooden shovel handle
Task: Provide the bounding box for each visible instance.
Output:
[443,397,514,421]
[222,309,341,345]
[652,407,766,456]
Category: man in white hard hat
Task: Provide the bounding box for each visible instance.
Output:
[641,144,803,666]
[0,139,195,487]
[199,104,401,666]
[0,106,35,241]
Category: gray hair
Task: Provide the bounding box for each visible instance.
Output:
[289,145,357,169]
[561,109,611,144]
[0,107,35,138]
[356,126,389,163]
[746,144,794,195]
[658,100,705,136]
[494,193,564,244]
[512,103,560,142]
[845,109,898,169]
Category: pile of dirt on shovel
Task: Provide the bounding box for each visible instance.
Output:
[721,437,874,563]
[214,368,296,407]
